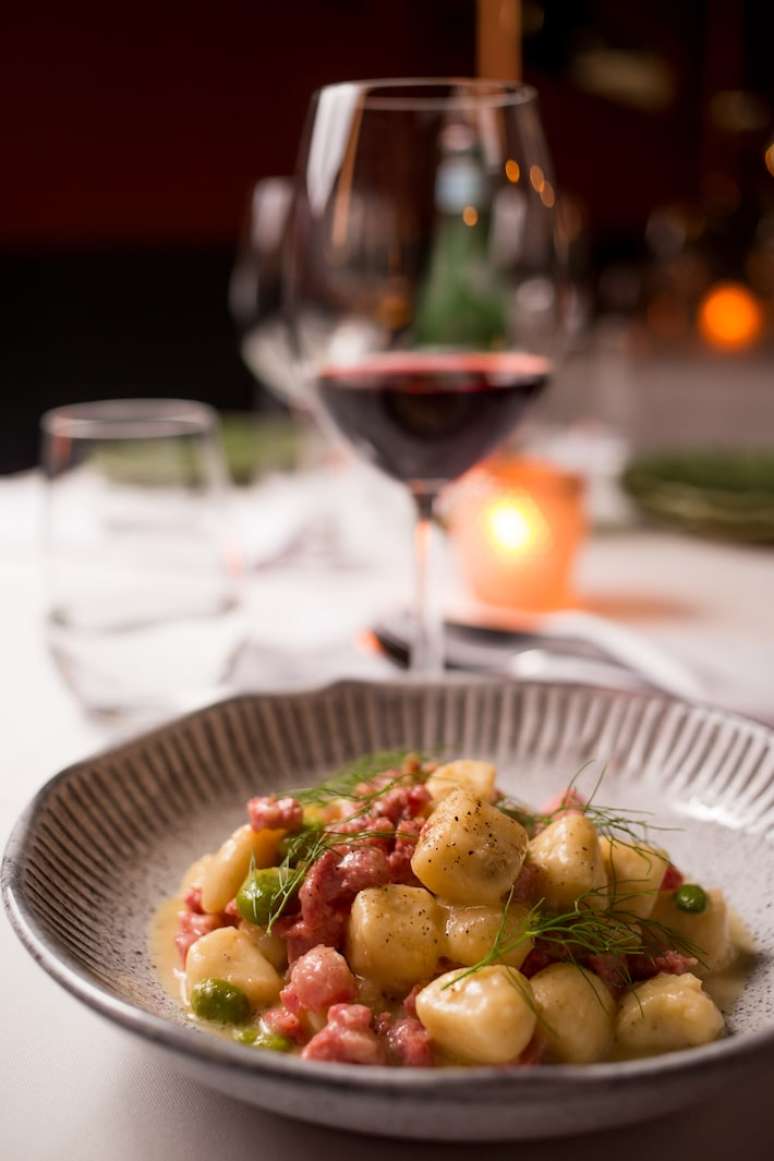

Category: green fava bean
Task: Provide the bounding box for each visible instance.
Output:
[674,883,708,913]
[257,1031,293,1052]
[234,1026,293,1051]
[234,1026,258,1045]
[259,1029,294,1052]
[191,978,251,1024]
[278,822,323,865]
[236,866,295,927]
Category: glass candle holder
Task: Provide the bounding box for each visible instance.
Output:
[450,456,586,611]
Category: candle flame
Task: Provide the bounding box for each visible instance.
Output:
[452,458,584,611]
[485,494,547,553]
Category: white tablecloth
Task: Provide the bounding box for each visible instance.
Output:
[2,471,774,1160]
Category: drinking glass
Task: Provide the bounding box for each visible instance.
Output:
[42,399,245,719]
[286,80,565,673]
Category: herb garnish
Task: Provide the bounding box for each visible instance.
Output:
[443,886,705,995]
[287,750,428,807]
[261,751,434,931]
[499,761,677,863]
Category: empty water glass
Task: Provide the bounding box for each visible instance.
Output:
[42,399,245,720]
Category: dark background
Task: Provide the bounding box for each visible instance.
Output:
[3,0,773,471]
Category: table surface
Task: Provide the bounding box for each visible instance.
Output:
[2,471,774,1161]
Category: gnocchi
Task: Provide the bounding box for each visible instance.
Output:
[179,853,213,893]
[155,753,750,1069]
[600,837,669,920]
[347,885,443,992]
[530,963,615,1063]
[443,901,533,969]
[200,823,282,914]
[415,966,536,1064]
[615,972,724,1057]
[425,760,497,804]
[185,927,282,1008]
[529,813,608,911]
[240,922,288,972]
[650,887,732,975]
[411,789,528,905]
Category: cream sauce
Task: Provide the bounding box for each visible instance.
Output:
[703,908,758,1015]
[703,956,752,1013]
[150,895,188,1006]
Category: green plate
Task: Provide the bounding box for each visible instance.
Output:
[622,449,774,542]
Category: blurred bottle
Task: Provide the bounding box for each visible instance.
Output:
[414,125,507,347]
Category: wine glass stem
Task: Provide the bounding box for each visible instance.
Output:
[411,491,444,676]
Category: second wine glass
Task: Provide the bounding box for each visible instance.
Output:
[286,79,565,673]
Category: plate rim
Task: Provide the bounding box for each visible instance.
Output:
[3,677,773,1098]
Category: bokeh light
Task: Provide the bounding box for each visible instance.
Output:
[540,181,556,208]
[697,282,764,351]
[529,164,545,193]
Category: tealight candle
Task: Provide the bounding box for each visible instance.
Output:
[450,457,585,611]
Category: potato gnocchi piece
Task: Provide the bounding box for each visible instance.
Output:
[616,972,724,1057]
[425,760,497,804]
[200,823,282,914]
[411,789,528,906]
[530,964,615,1063]
[528,813,608,911]
[600,837,669,920]
[346,885,443,993]
[185,926,282,1008]
[179,853,213,893]
[239,922,288,972]
[443,902,533,969]
[416,965,536,1065]
[651,887,733,976]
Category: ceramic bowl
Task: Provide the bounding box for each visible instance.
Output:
[3,680,773,1140]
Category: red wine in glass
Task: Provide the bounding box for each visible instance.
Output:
[318,351,550,488]
[290,81,561,674]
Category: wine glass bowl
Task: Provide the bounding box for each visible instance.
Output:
[229,177,302,409]
[317,350,550,486]
[286,79,564,671]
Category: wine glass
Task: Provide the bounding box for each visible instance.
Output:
[230,177,377,566]
[285,79,565,674]
[230,177,310,414]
